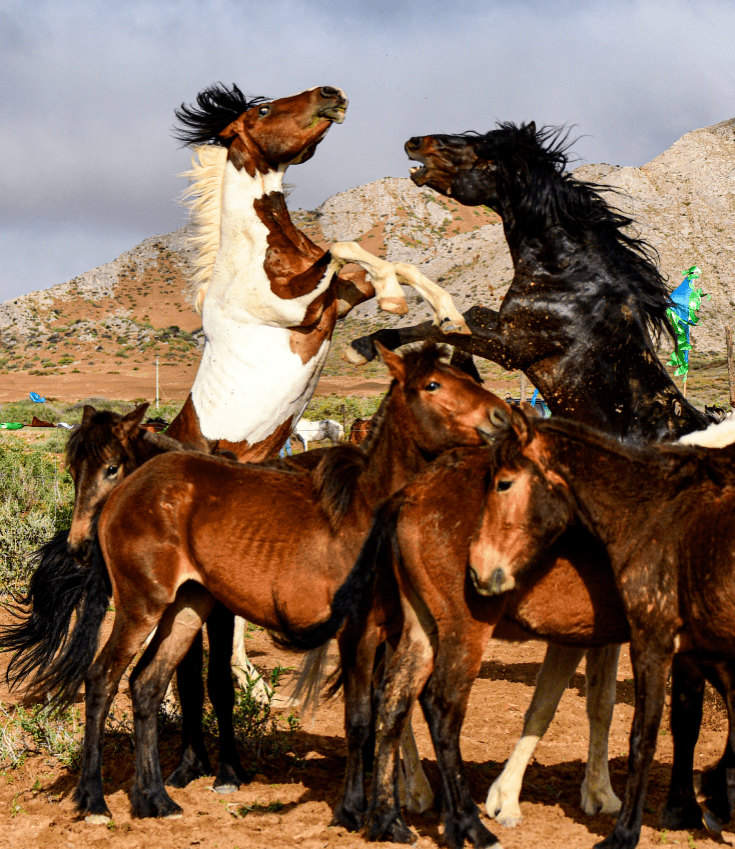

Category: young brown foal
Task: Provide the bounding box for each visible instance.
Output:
[32,344,508,824]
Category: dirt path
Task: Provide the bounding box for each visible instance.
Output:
[0,612,728,849]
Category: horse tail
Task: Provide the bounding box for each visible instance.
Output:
[275,497,401,652]
[1,529,111,712]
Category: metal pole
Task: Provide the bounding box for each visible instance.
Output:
[156,357,159,410]
[519,372,527,403]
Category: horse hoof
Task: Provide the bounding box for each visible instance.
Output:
[342,346,368,366]
[440,317,471,335]
[378,297,409,316]
[702,809,725,840]
[214,783,238,795]
[85,813,112,825]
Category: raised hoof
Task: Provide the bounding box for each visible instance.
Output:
[130,787,184,819]
[440,317,471,335]
[378,297,409,316]
[342,345,369,366]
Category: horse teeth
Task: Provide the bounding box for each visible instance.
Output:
[409,166,419,175]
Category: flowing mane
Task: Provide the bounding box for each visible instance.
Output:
[179,145,227,312]
[475,122,674,342]
[172,82,269,147]
[173,83,271,312]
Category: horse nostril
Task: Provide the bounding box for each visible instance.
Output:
[406,137,421,150]
[321,86,340,97]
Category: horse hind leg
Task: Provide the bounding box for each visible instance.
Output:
[580,644,622,816]
[128,583,216,819]
[486,643,586,827]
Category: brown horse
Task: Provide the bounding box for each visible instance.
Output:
[469,409,735,849]
[30,344,507,824]
[346,440,627,847]
[349,417,373,446]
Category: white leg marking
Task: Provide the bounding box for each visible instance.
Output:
[580,645,622,816]
[486,644,585,827]
[231,616,273,705]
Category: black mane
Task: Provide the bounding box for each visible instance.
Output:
[475,122,673,341]
[172,82,269,147]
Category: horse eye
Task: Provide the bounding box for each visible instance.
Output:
[106,465,119,477]
[496,479,513,492]
[424,381,440,392]
[259,104,270,117]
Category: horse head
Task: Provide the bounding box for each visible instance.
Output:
[66,403,182,562]
[405,134,501,207]
[176,83,348,176]
[376,342,511,455]
[468,407,575,596]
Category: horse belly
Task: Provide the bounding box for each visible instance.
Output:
[191,318,329,444]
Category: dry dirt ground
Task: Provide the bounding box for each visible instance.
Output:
[0,614,730,849]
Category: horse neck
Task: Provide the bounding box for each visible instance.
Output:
[544,429,686,560]
[218,158,286,257]
[495,204,707,441]
[359,395,432,505]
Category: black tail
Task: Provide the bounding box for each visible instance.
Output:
[0,529,111,711]
[275,498,401,651]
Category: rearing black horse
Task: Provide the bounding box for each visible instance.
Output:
[349,122,706,441]
[349,122,718,833]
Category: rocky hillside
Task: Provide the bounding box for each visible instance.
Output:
[1,117,733,389]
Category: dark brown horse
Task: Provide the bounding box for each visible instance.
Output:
[470,410,735,849]
[29,344,507,824]
[345,121,713,829]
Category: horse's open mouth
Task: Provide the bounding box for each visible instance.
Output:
[319,105,347,123]
[408,164,429,185]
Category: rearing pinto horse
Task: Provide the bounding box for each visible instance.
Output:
[165,82,468,460]
[345,121,709,828]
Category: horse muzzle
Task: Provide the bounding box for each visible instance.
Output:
[469,565,516,596]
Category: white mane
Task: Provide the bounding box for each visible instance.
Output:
[679,411,735,448]
[179,145,227,314]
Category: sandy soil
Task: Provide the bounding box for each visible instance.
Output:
[0,612,729,849]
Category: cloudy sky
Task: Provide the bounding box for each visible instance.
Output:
[2,0,733,303]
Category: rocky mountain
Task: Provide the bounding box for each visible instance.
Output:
[1,117,733,389]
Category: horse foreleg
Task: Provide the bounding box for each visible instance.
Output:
[129,584,216,819]
[581,644,622,816]
[75,612,157,822]
[486,643,585,826]
[421,627,499,849]
[231,616,273,704]
[364,606,434,845]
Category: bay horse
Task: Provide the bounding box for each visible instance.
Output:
[344,121,710,827]
[349,417,373,446]
[467,409,735,849]
[29,344,507,824]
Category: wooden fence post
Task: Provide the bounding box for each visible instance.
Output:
[519,372,527,403]
[727,326,735,408]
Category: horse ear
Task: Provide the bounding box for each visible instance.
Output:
[81,405,97,425]
[509,404,532,446]
[375,342,406,383]
[114,403,149,443]
[526,121,536,135]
